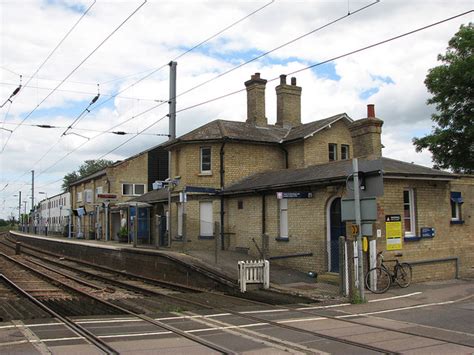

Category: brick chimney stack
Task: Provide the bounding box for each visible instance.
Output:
[245,73,267,126]
[349,104,384,158]
[275,74,302,127]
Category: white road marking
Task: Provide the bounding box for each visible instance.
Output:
[337,300,456,318]
[368,291,422,302]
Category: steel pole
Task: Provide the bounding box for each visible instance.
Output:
[18,191,21,226]
[167,61,177,247]
[353,158,365,302]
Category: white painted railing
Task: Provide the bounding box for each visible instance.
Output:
[238,260,270,293]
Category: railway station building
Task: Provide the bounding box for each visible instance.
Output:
[68,145,168,242]
[133,73,473,281]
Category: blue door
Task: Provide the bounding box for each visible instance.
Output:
[330,198,345,273]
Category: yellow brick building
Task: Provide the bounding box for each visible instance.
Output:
[132,72,473,281]
[69,145,168,241]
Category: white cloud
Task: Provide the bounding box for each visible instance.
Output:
[0,0,471,218]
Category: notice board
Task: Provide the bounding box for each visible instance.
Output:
[385,214,402,250]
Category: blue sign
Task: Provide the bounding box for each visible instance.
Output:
[276,192,313,199]
[420,227,435,238]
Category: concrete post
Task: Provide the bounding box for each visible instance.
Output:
[339,236,345,296]
[214,221,219,264]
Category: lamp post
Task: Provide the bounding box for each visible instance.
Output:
[22,200,27,232]
[38,192,49,235]
[13,192,21,227]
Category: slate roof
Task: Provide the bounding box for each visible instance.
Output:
[163,114,351,147]
[128,188,169,203]
[222,157,456,194]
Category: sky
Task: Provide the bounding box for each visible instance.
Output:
[0,0,472,219]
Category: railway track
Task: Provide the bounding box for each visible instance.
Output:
[0,233,393,354]
[2,232,471,354]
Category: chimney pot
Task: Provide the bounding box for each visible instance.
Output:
[291,77,297,85]
[367,104,375,118]
[280,74,287,85]
[251,72,261,80]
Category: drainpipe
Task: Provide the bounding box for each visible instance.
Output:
[279,145,289,169]
[261,193,266,235]
[220,140,227,250]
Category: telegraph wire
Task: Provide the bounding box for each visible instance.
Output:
[8,7,472,197]
[1,0,147,154]
[12,0,379,191]
[75,0,276,126]
[86,7,474,162]
[0,81,162,102]
[0,121,170,136]
[0,75,22,108]
[100,0,276,86]
[9,1,275,190]
[61,85,100,136]
[175,9,474,114]
[175,0,380,99]
[19,1,97,102]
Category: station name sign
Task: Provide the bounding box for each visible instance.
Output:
[276,192,313,199]
[97,193,118,201]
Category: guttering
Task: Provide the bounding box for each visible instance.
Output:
[221,177,347,196]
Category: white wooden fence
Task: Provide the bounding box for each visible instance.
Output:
[238,260,270,293]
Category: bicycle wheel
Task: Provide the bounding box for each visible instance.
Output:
[365,267,391,294]
[395,263,412,288]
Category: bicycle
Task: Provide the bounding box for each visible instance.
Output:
[365,251,412,294]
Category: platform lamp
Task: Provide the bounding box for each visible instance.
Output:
[13,192,21,226]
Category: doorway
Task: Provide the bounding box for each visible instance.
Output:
[327,197,346,273]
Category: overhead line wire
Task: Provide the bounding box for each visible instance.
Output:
[1,0,147,153]
[75,7,474,170]
[100,0,276,85]
[73,0,276,125]
[28,0,378,190]
[0,81,161,102]
[19,1,97,99]
[15,1,276,190]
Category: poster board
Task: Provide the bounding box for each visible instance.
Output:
[385,214,402,250]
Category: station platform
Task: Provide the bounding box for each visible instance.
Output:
[7,231,339,301]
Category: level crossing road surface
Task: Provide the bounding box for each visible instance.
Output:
[0,279,472,354]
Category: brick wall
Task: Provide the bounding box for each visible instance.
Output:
[303,119,353,166]
[376,178,473,279]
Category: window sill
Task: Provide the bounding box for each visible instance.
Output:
[450,220,464,225]
[275,236,289,242]
[198,235,215,240]
[198,172,213,177]
[404,235,421,242]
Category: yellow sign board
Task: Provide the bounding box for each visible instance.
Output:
[385,215,402,250]
[351,224,359,236]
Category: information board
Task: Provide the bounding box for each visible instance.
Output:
[385,214,402,250]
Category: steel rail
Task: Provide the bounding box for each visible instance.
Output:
[3,233,469,351]
[0,273,119,355]
[3,235,208,293]
[0,250,232,355]
[1,234,395,353]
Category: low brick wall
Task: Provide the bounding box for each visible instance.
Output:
[9,232,235,292]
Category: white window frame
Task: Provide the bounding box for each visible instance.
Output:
[122,183,146,196]
[84,189,93,203]
[279,198,289,239]
[329,143,337,161]
[341,144,350,160]
[450,192,462,221]
[200,147,212,173]
[95,186,103,197]
[199,201,213,237]
[77,191,83,203]
[403,188,416,236]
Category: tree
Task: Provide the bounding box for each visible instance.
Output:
[413,23,473,173]
[62,159,114,191]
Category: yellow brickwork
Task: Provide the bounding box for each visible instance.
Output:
[303,119,353,165]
